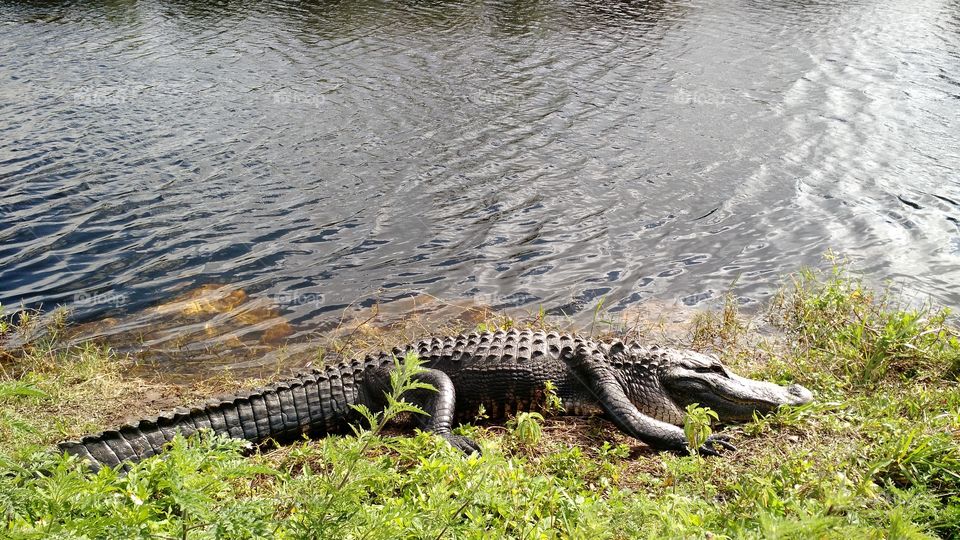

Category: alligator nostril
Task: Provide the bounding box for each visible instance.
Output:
[787,384,813,403]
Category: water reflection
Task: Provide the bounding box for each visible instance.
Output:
[1,0,958,372]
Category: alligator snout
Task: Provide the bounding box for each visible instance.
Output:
[786,384,814,406]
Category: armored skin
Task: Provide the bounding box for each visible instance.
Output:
[59,330,813,470]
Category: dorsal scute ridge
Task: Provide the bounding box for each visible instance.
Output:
[55,332,629,459]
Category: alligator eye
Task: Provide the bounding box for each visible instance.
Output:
[695,365,727,376]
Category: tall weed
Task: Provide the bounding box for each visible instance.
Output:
[772,258,960,383]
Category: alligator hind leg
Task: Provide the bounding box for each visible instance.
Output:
[364,366,481,455]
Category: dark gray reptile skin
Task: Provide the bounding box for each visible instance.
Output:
[59,330,813,471]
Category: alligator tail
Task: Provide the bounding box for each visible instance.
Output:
[57,361,367,472]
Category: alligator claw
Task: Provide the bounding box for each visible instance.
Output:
[696,434,737,456]
[442,434,482,456]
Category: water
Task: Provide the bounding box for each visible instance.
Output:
[2,0,959,370]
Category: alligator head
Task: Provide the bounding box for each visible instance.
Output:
[616,345,813,425]
[657,349,813,422]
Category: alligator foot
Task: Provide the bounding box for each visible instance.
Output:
[442,433,482,455]
[696,434,737,457]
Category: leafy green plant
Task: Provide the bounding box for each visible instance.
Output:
[0,382,49,440]
[869,426,960,496]
[473,403,489,422]
[596,441,630,461]
[1,432,273,538]
[542,380,564,414]
[350,350,435,433]
[475,314,516,334]
[683,403,718,455]
[327,350,435,499]
[507,411,545,447]
[0,381,47,400]
[772,256,960,383]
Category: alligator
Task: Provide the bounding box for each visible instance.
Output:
[59,330,813,471]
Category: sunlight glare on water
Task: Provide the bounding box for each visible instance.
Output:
[1,0,958,370]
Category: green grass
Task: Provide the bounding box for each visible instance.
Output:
[2,260,960,538]
[770,253,960,384]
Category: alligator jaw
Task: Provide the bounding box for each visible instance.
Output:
[713,373,812,415]
[662,364,813,423]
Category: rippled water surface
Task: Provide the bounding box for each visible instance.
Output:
[2,0,959,370]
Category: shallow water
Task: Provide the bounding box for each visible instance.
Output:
[2,0,959,370]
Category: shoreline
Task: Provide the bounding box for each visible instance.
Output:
[2,262,959,538]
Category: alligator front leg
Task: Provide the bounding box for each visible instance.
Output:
[565,344,735,456]
[364,366,481,454]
